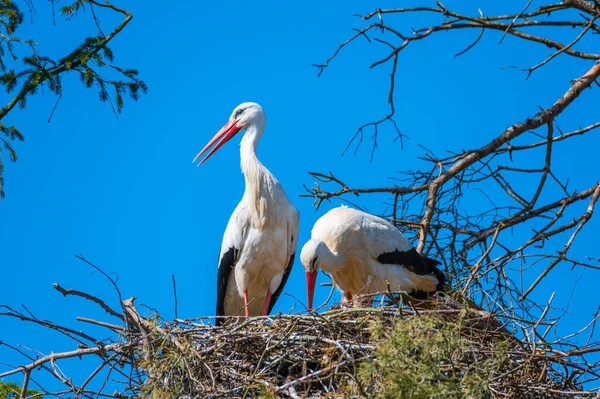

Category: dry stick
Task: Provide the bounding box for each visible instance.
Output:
[360,4,571,21]
[531,292,555,355]
[0,342,64,389]
[122,297,184,351]
[121,297,158,381]
[369,16,600,69]
[53,283,124,321]
[76,354,118,396]
[461,226,502,295]
[564,346,600,356]
[1,306,99,345]
[172,274,179,320]
[499,0,534,43]
[76,316,126,332]
[493,174,530,207]
[312,24,376,77]
[520,183,600,300]
[0,343,124,379]
[73,254,126,313]
[498,122,600,153]
[564,0,600,15]
[492,212,582,269]
[465,182,600,252]
[19,370,31,399]
[302,171,427,207]
[314,279,337,312]
[527,15,599,78]
[529,121,554,207]
[562,310,600,341]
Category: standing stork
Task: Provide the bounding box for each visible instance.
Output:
[300,206,445,310]
[193,102,299,324]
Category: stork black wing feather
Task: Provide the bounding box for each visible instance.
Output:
[422,255,446,290]
[267,252,295,314]
[215,246,238,326]
[377,248,446,291]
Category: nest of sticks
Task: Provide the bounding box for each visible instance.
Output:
[124,293,590,398]
[2,288,596,399]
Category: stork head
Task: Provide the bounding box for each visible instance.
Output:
[193,102,266,165]
[300,239,324,312]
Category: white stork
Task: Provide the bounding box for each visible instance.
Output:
[193,102,299,324]
[300,206,445,310]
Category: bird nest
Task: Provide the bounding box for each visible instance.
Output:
[120,294,586,399]
[2,290,595,399]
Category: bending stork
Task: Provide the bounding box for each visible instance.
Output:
[193,102,299,324]
[300,206,445,310]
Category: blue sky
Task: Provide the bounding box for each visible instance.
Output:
[1,0,599,392]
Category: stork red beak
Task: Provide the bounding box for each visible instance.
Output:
[193,120,242,165]
[306,270,317,311]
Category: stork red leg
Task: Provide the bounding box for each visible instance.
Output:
[261,288,272,316]
[244,290,250,318]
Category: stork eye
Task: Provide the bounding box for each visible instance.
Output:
[311,257,318,270]
[234,108,245,118]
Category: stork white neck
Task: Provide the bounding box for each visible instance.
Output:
[239,123,277,220]
[240,124,265,176]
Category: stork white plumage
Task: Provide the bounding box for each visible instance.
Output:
[193,102,299,324]
[300,206,445,310]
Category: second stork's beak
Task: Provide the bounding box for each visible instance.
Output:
[193,120,242,165]
[306,270,317,311]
